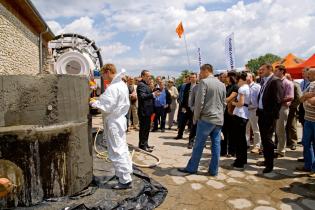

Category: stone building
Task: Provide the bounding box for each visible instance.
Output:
[0,0,54,75]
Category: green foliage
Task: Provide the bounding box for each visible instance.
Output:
[246,53,281,74]
[175,69,192,87]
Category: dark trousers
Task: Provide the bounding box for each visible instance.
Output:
[286,107,298,146]
[232,115,248,166]
[138,115,151,149]
[257,110,276,169]
[221,113,235,155]
[298,104,305,126]
[153,107,166,130]
[177,107,183,129]
[189,123,197,144]
[177,108,193,137]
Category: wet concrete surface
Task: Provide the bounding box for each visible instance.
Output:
[0,75,92,207]
[0,122,93,207]
[14,155,146,210]
[11,131,166,210]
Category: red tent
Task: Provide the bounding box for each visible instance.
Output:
[287,54,315,79]
[272,53,304,69]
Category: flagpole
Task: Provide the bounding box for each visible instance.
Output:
[183,32,191,69]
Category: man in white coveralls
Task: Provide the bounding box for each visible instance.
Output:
[90,63,133,190]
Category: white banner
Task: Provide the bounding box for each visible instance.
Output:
[198,48,201,67]
[225,33,236,70]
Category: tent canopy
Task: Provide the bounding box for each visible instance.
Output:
[272,53,304,69]
[287,54,315,79]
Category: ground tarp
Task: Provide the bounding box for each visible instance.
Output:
[15,138,168,210]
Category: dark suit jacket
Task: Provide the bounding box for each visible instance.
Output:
[165,89,172,107]
[261,75,284,119]
[164,89,172,113]
[137,80,154,117]
[180,83,191,110]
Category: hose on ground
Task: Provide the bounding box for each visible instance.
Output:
[93,127,111,162]
[93,127,161,168]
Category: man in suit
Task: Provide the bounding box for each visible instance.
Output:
[137,70,160,152]
[174,73,196,139]
[176,75,190,129]
[256,64,283,173]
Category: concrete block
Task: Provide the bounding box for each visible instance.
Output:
[0,75,92,208]
[0,75,90,127]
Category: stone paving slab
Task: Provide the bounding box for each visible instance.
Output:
[93,115,315,210]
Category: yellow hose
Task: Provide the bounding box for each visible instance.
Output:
[93,128,111,162]
[94,127,161,168]
[128,144,161,168]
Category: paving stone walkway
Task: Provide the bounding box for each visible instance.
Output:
[93,115,315,210]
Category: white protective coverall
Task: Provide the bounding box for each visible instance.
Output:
[91,70,133,184]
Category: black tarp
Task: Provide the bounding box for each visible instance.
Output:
[65,167,168,210]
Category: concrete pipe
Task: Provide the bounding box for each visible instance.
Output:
[0,75,93,208]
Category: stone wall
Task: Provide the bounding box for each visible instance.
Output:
[0,3,40,75]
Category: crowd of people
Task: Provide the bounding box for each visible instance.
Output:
[91,62,315,189]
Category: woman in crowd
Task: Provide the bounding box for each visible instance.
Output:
[167,80,179,130]
[221,71,239,157]
[231,72,250,169]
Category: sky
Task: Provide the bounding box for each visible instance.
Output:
[31,0,315,76]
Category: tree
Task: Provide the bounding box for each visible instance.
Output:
[175,69,192,87]
[246,53,281,74]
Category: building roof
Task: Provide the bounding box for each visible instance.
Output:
[1,0,54,41]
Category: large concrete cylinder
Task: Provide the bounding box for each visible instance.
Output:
[0,75,93,207]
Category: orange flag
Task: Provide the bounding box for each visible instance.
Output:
[176,21,184,38]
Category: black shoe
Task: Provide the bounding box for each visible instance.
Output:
[256,161,266,167]
[151,129,158,132]
[232,162,244,169]
[274,153,285,158]
[263,167,273,173]
[177,168,196,174]
[220,153,227,157]
[296,166,311,172]
[143,147,153,152]
[161,129,165,132]
[140,147,153,152]
[174,136,183,140]
[290,145,297,150]
[187,143,193,149]
[112,182,132,190]
[147,145,155,149]
[298,158,305,162]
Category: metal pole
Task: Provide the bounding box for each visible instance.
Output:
[183,32,190,69]
[39,27,49,74]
